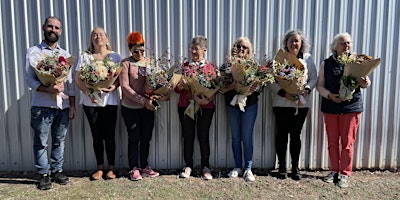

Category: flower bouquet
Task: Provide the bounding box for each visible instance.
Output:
[228,55,274,111]
[138,51,182,110]
[273,49,308,114]
[273,49,307,95]
[180,59,219,119]
[139,51,182,96]
[79,53,121,106]
[337,53,380,100]
[29,51,75,108]
[215,63,233,89]
[30,51,74,87]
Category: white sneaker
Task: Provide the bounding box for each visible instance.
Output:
[180,167,192,178]
[243,170,255,182]
[203,167,213,180]
[338,175,349,188]
[227,168,243,178]
[323,171,338,183]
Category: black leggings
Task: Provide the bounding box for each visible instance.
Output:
[178,107,215,169]
[273,107,309,167]
[121,106,155,169]
[83,105,118,166]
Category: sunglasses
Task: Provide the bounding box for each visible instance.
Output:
[133,49,145,54]
[236,44,248,49]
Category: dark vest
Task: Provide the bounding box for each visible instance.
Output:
[320,56,364,114]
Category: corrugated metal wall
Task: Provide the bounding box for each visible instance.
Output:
[1,0,399,171]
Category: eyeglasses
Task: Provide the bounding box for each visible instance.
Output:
[132,49,145,54]
[236,44,248,49]
[190,47,203,52]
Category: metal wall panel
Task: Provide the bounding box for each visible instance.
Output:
[1,0,399,171]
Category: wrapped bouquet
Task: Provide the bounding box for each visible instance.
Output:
[273,49,307,95]
[30,51,74,87]
[273,49,308,114]
[181,59,219,119]
[138,51,182,110]
[139,51,182,96]
[337,53,380,100]
[79,53,121,106]
[227,55,274,111]
[29,51,75,108]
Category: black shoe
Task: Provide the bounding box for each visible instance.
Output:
[291,167,301,181]
[37,174,52,190]
[278,165,287,179]
[51,171,69,185]
[278,172,287,179]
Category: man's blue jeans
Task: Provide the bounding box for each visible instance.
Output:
[31,106,70,175]
[226,104,258,170]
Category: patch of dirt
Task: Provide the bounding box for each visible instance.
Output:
[0,169,399,199]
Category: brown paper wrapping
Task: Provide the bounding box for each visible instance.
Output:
[274,49,306,94]
[343,58,380,77]
[151,73,182,96]
[85,67,122,90]
[33,56,75,86]
[189,78,219,99]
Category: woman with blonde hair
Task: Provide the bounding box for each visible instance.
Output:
[75,27,121,180]
[220,37,261,182]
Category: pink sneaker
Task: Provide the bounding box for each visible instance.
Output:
[129,167,142,181]
[141,166,159,177]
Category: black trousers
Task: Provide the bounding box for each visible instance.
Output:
[178,107,215,169]
[273,107,309,168]
[121,106,154,169]
[83,105,118,166]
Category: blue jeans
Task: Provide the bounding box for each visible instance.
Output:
[226,104,258,170]
[31,106,70,175]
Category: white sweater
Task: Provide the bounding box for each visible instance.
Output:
[269,53,318,108]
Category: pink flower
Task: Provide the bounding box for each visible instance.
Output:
[59,56,66,65]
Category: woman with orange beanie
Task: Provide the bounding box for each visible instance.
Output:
[119,31,160,181]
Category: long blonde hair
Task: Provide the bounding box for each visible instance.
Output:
[86,27,112,54]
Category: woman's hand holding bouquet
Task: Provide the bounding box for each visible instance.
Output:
[273,49,308,105]
[79,53,121,106]
[226,56,274,111]
[180,59,219,119]
[337,53,379,100]
[139,51,181,110]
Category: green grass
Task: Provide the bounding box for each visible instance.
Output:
[0,170,399,200]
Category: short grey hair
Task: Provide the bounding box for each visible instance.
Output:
[282,30,310,53]
[330,32,352,53]
[191,35,208,49]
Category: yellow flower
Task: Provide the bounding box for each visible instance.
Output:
[96,65,108,79]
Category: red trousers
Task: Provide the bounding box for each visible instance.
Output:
[323,112,361,176]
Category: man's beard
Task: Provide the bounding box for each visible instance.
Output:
[44,31,59,43]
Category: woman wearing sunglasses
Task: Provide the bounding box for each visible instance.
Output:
[119,31,160,181]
